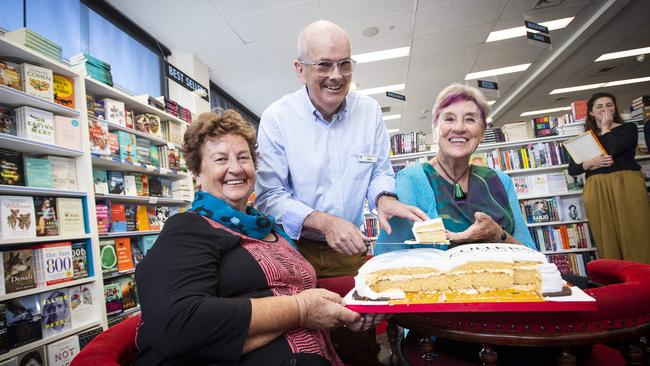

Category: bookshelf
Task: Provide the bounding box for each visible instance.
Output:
[0,35,106,360]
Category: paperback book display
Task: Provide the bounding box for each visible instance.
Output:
[0,106,15,136]
[32,242,74,287]
[39,289,72,337]
[17,63,54,102]
[0,196,36,239]
[2,249,36,293]
[53,74,75,109]
[47,335,80,366]
[13,106,55,145]
[0,150,24,186]
[5,28,62,62]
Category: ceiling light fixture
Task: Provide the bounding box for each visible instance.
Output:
[350,82,358,90]
[595,47,650,62]
[487,100,496,105]
[486,17,574,42]
[520,106,571,117]
[465,63,531,80]
[549,76,650,94]
[383,114,402,121]
[387,128,400,134]
[357,83,405,95]
[352,47,410,63]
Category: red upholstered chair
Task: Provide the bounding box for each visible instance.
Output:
[71,315,140,366]
[387,259,650,366]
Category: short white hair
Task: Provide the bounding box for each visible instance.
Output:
[297,20,348,59]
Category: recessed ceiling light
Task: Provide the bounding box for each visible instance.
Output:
[486,17,574,42]
[357,83,405,95]
[387,128,400,134]
[595,47,650,62]
[487,100,496,105]
[549,76,650,94]
[520,106,571,117]
[352,47,410,63]
[383,114,401,121]
[363,26,380,37]
[465,64,531,80]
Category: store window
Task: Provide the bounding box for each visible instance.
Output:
[210,82,260,128]
[26,0,82,59]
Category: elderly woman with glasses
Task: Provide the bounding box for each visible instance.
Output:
[376,83,535,252]
[134,109,380,366]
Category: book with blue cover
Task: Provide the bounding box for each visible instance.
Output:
[24,157,53,188]
[117,131,137,164]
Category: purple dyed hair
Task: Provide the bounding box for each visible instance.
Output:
[431,83,490,130]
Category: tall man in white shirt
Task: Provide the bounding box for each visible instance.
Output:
[255,20,427,278]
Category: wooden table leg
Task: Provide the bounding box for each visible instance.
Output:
[419,336,436,366]
[479,344,497,366]
[387,323,401,366]
[556,348,576,366]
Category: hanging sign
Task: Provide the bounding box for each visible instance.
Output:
[165,61,209,101]
[477,80,499,90]
[386,91,406,101]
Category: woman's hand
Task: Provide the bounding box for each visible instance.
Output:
[599,110,614,134]
[583,154,613,171]
[346,313,391,332]
[293,289,360,330]
[446,212,503,243]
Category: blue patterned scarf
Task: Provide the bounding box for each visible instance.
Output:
[191,191,296,248]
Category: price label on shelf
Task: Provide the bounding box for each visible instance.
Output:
[145,165,155,172]
[149,197,158,204]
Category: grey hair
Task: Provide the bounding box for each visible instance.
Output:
[297,20,348,59]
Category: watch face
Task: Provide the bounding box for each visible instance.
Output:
[501,231,507,241]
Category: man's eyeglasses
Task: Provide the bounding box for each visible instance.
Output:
[298,58,357,76]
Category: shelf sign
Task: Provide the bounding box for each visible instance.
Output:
[386,91,406,101]
[526,31,551,45]
[477,80,498,90]
[165,61,209,101]
[525,20,549,34]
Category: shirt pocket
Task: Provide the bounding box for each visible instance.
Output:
[347,145,375,180]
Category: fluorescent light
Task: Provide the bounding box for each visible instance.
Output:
[487,100,496,105]
[549,76,650,94]
[486,117,493,123]
[387,128,400,134]
[383,114,401,121]
[595,47,650,62]
[357,83,405,95]
[486,17,574,42]
[353,47,410,63]
[520,106,571,117]
[349,82,358,90]
[465,64,531,80]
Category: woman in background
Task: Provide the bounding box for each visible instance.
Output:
[376,83,534,251]
[568,92,650,263]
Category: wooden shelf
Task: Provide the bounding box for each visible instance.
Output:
[526,219,589,228]
[0,321,101,362]
[0,276,96,302]
[542,248,596,255]
[99,230,160,238]
[95,193,189,206]
[518,190,583,201]
[91,155,188,179]
[0,133,83,157]
[85,77,187,125]
[0,185,87,197]
[0,84,80,117]
[0,233,90,246]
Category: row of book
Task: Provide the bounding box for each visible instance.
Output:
[363,217,378,238]
[630,95,650,120]
[153,96,192,124]
[70,53,113,86]
[480,124,505,144]
[519,196,586,224]
[498,141,570,171]
[0,284,95,354]
[529,222,592,252]
[89,119,187,172]
[512,172,584,197]
[0,196,84,239]
[0,104,82,150]
[547,252,596,277]
[0,241,89,295]
[0,60,74,109]
[93,169,191,200]
[104,274,139,318]
[96,201,180,234]
[0,150,78,190]
[389,131,428,156]
[99,235,156,275]
[0,332,89,366]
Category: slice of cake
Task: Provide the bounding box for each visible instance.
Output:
[355,243,564,303]
[412,218,448,243]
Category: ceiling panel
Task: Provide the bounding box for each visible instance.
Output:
[111,0,223,30]
[342,13,416,50]
[411,23,493,55]
[414,0,507,35]
[320,0,415,24]
[207,0,310,20]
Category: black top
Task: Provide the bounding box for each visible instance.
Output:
[644,119,649,153]
[134,212,336,366]
[568,122,640,178]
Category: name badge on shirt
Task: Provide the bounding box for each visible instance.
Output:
[358,154,377,163]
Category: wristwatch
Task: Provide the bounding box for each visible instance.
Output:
[500,231,507,241]
[375,191,398,207]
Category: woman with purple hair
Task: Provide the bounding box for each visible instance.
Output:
[375,83,534,253]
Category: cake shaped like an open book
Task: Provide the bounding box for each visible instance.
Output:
[355,243,565,304]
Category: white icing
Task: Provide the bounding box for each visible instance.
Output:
[538,263,564,293]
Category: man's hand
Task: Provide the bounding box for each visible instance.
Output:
[583,154,613,171]
[447,212,503,244]
[376,195,428,235]
[304,211,369,255]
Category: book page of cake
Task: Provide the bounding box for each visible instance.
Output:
[563,131,607,164]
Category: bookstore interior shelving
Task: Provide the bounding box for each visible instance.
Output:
[387,118,650,276]
[0,33,194,361]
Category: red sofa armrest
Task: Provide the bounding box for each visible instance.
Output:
[71,315,141,366]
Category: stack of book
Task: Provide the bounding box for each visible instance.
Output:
[481,125,505,144]
[135,95,164,111]
[570,100,588,123]
[70,53,113,86]
[551,121,585,136]
[532,116,553,138]
[178,105,192,123]
[5,28,62,62]
[630,95,650,120]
